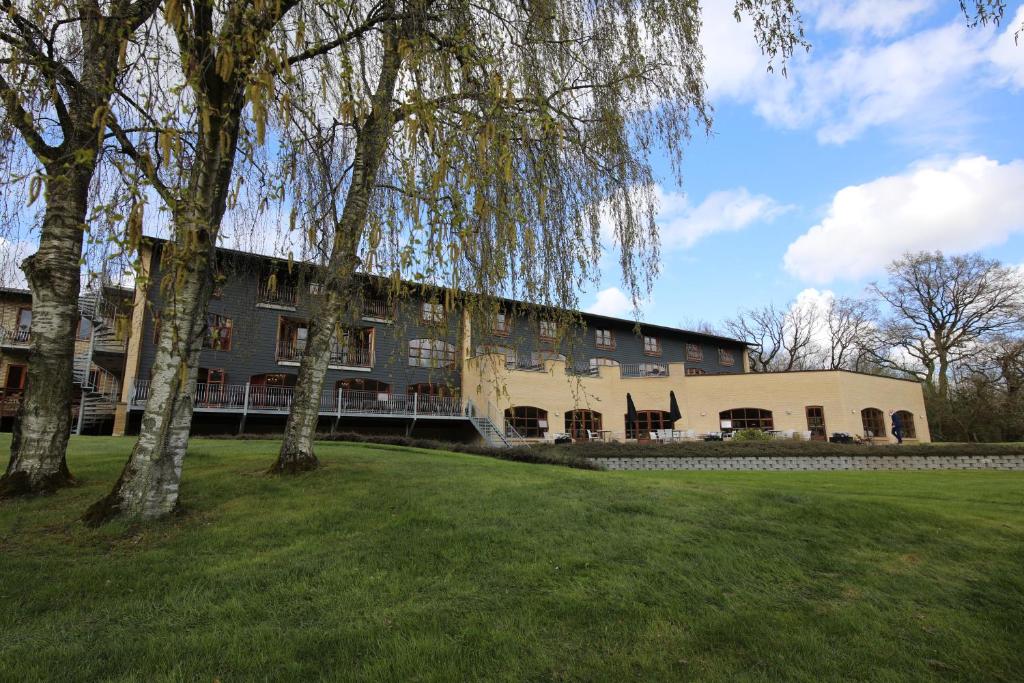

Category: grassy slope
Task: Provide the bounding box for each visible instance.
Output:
[0,435,1022,682]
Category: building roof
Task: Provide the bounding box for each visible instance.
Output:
[141,236,750,348]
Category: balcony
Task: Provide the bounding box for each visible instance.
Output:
[130,381,468,417]
[0,326,30,348]
[620,362,669,378]
[276,339,372,368]
[361,298,393,321]
[257,282,298,309]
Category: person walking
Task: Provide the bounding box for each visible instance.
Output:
[891,411,904,445]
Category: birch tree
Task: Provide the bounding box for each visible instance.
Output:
[0,0,159,498]
[264,0,809,472]
[83,0,305,523]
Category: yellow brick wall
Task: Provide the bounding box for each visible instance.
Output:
[462,355,930,443]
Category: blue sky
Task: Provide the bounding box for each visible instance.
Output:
[585,1,1024,329]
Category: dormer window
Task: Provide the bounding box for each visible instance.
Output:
[421,302,445,324]
[493,311,510,336]
[643,335,661,356]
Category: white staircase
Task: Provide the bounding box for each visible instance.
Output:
[466,402,528,448]
[73,287,120,434]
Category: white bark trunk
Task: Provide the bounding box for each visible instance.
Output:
[84,243,212,522]
[0,173,88,497]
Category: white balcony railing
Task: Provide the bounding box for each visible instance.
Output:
[130,381,467,417]
[276,340,372,367]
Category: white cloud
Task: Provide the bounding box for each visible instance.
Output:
[702,2,1022,145]
[585,286,648,319]
[811,0,936,38]
[783,155,1024,283]
[656,186,789,250]
[989,5,1024,89]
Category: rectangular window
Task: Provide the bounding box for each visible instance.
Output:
[408,339,456,368]
[686,343,703,362]
[539,320,558,340]
[719,348,735,366]
[277,317,308,360]
[493,311,510,336]
[421,302,445,324]
[686,368,706,376]
[4,364,26,389]
[595,329,614,349]
[643,335,661,356]
[76,317,93,340]
[204,314,233,351]
[16,307,31,330]
[333,327,374,367]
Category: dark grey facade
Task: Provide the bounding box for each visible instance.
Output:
[134,241,747,402]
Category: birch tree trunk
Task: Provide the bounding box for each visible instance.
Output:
[0,0,160,498]
[83,236,213,522]
[0,169,89,497]
[270,24,402,473]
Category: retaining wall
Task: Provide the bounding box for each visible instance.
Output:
[589,455,1024,471]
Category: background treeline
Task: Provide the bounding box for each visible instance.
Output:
[722,251,1024,443]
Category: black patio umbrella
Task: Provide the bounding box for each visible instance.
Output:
[626,393,638,438]
[669,390,682,425]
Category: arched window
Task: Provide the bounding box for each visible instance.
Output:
[625,410,673,439]
[505,406,548,438]
[861,408,886,438]
[408,339,456,368]
[406,382,457,397]
[565,409,603,439]
[893,410,916,439]
[719,408,773,432]
[337,378,391,395]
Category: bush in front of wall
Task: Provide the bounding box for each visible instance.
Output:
[731,429,774,442]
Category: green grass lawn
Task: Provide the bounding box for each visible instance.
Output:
[1,435,1022,682]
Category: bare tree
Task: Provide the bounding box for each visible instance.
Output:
[822,296,878,371]
[725,301,817,372]
[870,252,1024,399]
[0,0,160,498]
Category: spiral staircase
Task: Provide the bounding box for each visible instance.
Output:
[72,288,122,434]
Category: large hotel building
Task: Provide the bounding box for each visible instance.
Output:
[0,239,929,445]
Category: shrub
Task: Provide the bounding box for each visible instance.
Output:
[731,429,774,442]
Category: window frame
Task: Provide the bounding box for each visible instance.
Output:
[204,313,233,351]
[718,348,736,366]
[76,317,93,341]
[595,328,615,350]
[861,408,886,438]
[565,409,603,439]
[492,311,510,336]
[642,335,661,356]
[408,338,456,368]
[539,319,558,341]
[719,407,774,432]
[625,409,673,439]
[805,405,827,440]
[505,405,549,438]
[685,343,704,362]
[421,301,445,325]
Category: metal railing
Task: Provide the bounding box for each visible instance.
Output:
[276,339,372,367]
[0,325,31,346]
[257,282,298,307]
[620,362,669,378]
[566,363,600,377]
[131,380,467,417]
[362,298,393,320]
